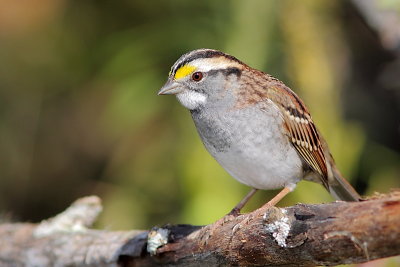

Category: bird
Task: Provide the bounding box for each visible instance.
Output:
[158,48,360,214]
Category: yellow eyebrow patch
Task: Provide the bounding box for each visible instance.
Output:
[174,65,196,80]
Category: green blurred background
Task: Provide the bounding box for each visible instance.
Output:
[0,0,399,242]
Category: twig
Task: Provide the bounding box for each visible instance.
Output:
[1,193,399,266]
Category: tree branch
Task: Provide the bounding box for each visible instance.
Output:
[1,193,399,266]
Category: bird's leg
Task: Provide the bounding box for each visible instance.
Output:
[201,188,258,243]
[261,186,292,209]
[202,187,293,241]
[228,188,258,216]
[229,187,294,235]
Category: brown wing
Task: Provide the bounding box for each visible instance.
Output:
[266,83,328,186]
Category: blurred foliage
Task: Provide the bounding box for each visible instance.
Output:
[0,0,399,249]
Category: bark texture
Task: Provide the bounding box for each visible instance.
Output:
[1,193,399,266]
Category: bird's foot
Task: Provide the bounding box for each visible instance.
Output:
[227,207,242,217]
[199,212,238,245]
[231,212,256,235]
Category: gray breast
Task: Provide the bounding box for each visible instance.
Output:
[190,109,233,153]
[190,102,304,190]
[190,100,287,157]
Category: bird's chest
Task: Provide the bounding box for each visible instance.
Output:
[191,103,303,189]
[192,103,284,154]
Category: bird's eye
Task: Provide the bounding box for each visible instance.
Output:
[192,72,203,82]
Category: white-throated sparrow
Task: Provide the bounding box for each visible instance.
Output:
[158,49,360,213]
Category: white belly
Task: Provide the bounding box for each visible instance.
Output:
[193,101,303,190]
[214,139,302,190]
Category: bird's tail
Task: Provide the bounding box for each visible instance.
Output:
[328,164,361,201]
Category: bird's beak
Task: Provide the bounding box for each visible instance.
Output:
[158,80,184,95]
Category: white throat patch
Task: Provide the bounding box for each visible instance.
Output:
[176,90,207,110]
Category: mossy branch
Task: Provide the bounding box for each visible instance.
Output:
[1,193,399,266]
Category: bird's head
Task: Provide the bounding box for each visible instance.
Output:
[158,49,245,110]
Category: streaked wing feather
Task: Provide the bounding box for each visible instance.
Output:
[267,84,328,185]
